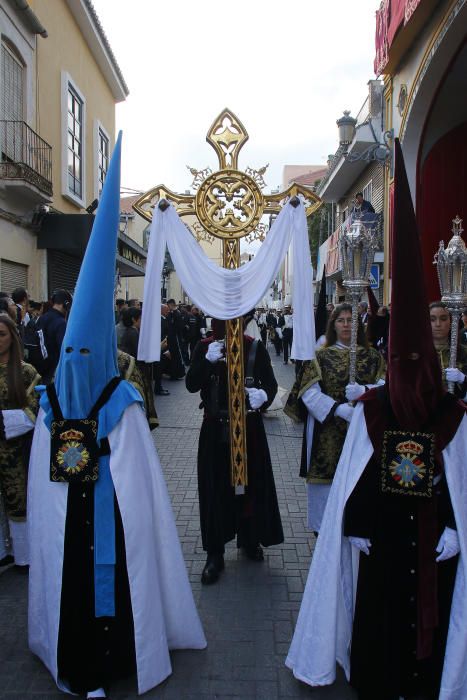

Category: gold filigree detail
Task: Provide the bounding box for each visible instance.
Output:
[196,170,263,239]
[186,165,212,190]
[245,222,268,244]
[206,108,249,170]
[245,163,269,190]
[226,317,248,487]
[190,221,215,245]
[132,184,195,223]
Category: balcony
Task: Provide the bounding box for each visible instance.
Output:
[0,120,52,201]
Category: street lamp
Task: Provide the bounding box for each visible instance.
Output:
[337,111,357,146]
[433,215,467,392]
[337,108,394,174]
[339,214,379,383]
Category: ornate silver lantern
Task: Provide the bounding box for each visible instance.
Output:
[434,215,467,392]
[339,215,378,384]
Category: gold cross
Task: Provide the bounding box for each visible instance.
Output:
[133,108,321,488]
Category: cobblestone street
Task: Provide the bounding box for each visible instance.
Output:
[0,353,357,699]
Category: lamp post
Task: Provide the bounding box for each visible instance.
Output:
[434,215,467,393]
[339,214,378,383]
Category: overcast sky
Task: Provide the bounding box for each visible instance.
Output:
[92,0,379,195]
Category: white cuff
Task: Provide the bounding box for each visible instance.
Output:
[2,410,35,439]
[301,384,335,423]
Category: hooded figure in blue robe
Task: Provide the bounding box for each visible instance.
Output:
[28,133,206,699]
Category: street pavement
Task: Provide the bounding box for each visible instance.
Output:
[0,348,357,699]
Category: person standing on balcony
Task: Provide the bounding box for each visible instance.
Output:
[353,192,375,215]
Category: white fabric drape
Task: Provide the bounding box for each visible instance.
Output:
[138,200,316,362]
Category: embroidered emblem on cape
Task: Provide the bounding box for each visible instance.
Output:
[50,419,99,483]
[57,435,90,476]
[381,431,435,498]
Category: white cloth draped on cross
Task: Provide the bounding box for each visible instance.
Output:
[138,200,316,362]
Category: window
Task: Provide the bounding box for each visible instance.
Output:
[67,87,83,198]
[97,127,109,197]
[1,41,24,163]
[1,41,24,121]
[362,180,373,206]
[61,72,85,206]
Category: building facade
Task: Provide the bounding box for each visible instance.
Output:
[377,0,467,302]
[0,0,144,301]
[0,0,49,298]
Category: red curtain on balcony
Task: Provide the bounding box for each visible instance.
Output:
[374,0,423,75]
[374,0,390,76]
[388,0,406,45]
[418,122,467,302]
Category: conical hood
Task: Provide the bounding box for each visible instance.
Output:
[54,132,122,418]
[388,139,443,430]
[366,285,379,316]
[314,266,328,340]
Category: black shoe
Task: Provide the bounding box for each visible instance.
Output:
[0,555,13,568]
[201,555,224,585]
[155,389,170,395]
[244,544,264,561]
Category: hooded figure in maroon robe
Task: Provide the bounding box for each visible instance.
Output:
[286,141,466,700]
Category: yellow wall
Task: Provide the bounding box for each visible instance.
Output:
[30,0,116,213]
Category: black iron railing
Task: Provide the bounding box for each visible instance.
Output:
[0,120,52,195]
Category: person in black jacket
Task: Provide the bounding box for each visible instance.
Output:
[187,305,206,360]
[35,289,72,382]
[186,319,283,585]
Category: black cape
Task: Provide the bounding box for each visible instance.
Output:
[186,337,284,553]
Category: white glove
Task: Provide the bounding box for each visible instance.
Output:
[349,537,371,555]
[245,387,268,410]
[345,383,366,401]
[335,403,355,423]
[206,341,224,363]
[445,367,466,384]
[436,527,460,562]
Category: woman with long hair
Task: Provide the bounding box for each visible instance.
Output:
[0,313,40,567]
[429,301,467,398]
[285,303,386,533]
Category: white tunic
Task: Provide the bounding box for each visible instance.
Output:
[286,404,467,700]
[28,403,206,695]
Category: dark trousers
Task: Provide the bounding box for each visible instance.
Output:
[180,338,190,365]
[282,328,293,363]
[271,332,282,356]
[153,361,163,392]
[189,337,199,360]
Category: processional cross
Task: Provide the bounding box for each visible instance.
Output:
[133,108,321,489]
